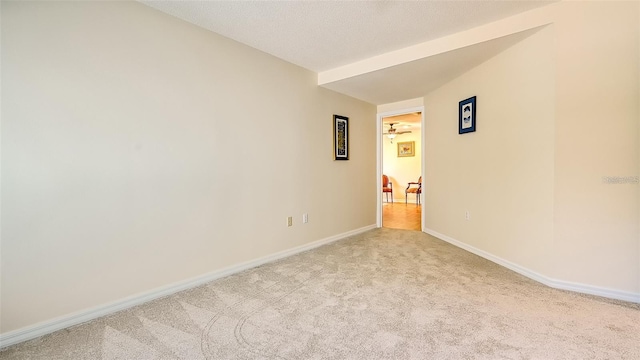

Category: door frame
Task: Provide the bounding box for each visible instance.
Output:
[376,106,425,230]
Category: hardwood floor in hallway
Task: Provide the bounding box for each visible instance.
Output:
[382,202,421,231]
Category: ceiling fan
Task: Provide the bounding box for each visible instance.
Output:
[383,123,411,142]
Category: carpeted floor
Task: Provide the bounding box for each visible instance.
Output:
[2,228,639,359]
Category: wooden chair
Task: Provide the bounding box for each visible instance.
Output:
[405,176,422,204]
[382,175,393,203]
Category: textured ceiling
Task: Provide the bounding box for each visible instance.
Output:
[141,1,555,73]
[383,112,422,133]
[321,26,543,104]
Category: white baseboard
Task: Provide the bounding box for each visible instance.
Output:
[383,198,420,204]
[423,228,640,304]
[0,224,376,349]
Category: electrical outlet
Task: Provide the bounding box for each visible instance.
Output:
[302,213,308,224]
[465,210,470,221]
[287,216,293,227]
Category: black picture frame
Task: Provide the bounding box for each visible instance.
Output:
[459,96,476,134]
[333,115,349,160]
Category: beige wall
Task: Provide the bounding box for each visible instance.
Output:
[377,98,423,114]
[424,1,639,295]
[0,1,376,334]
[382,131,422,203]
[552,1,639,292]
[424,26,555,275]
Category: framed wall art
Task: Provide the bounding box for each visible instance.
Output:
[333,115,349,160]
[397,141,415,157]
[459,96,476,134]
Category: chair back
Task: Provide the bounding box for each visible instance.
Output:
[382,175,390,187]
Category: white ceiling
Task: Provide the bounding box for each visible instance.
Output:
[141,0,555,104]
[383,112,422,133]
[321,26,542,104]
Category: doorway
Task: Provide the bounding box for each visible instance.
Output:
[377,108,424,231]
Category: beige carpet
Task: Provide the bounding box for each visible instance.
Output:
[2,228,639,359]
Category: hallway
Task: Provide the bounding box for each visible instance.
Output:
[382,202,421,231]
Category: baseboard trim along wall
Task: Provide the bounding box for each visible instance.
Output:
[383,198,420,204]
[423,228,640,304]
[0,224,377,349]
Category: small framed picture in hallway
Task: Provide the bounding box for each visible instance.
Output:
[334,115,349,160]
[397,141,415,157]
[459,96,476,134]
